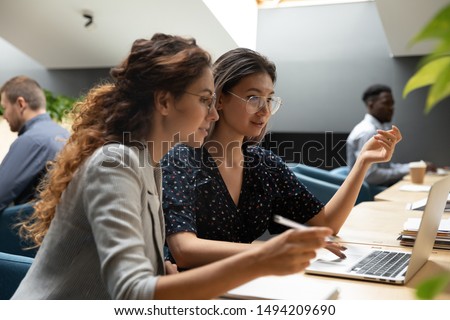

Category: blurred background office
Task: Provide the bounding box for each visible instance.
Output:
[1,0,449,167]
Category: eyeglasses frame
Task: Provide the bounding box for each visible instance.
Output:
[183,91,217,113]
[226,91,282,115]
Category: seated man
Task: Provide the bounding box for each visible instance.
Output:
[346,84,435,187]
[0,76,70,212]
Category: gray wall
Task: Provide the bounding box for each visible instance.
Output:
[0,37,110,99]
[256,2,450,166]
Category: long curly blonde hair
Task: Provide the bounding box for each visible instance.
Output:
[19,33,212,246]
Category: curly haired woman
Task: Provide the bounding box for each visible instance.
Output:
[12,34,332,300]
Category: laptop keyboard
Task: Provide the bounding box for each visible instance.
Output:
[350,251,411,278]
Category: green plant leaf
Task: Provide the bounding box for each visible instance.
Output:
[403,56,450,99]
[403,3,450,114]
[425,61,450,113]
[410,4,450,45]
[416,272,450,300]
[417,49,450,69]
[44,89,76,122]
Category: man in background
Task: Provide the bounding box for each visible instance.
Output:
[0,76,70,212]
[346,84,435,187]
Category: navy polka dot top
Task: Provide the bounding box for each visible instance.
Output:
[161,143,324,245]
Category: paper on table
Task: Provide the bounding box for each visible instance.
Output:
[403,218,450,232]
[223,274,340,300]
[405,194,450,212]
[399,184,431,192]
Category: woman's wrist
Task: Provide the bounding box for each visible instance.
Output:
[354,155,371,171]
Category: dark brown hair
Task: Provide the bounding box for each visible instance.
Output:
[1,76,46,111]
[19,33,212,246]
[212,48,277,143]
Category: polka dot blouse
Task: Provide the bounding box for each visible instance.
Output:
[161,143,324,245]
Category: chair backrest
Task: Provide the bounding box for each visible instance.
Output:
[330,166,379,200]
[288,163,346,185]
[293,172,340,204]
[289,164,373,204]
[0,251,33,299]
[0,203,37,258]
[330,166,350,177]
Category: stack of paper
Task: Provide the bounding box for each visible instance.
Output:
[222,274,339,300]
[399,217,450,250]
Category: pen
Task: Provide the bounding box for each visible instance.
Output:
[273,215,339,243]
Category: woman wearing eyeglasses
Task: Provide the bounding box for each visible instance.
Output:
[162,48,403,269]
[12,37,332,299]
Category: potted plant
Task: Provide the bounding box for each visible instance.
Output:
[43,89,77,123]
[403,3,450,299]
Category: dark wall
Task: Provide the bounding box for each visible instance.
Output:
[262,132,348,170]
[256,2,450,167]
[46,69,111,98]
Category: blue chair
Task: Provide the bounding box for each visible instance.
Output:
[288,164,372,204]
[288,163,347,186]
[293,172,340,204]
[330,166,350,177]
[330,166,386,198]
[0,251,33,299]
[0,203,37,258]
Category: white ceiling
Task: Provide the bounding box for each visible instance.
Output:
[0,0,257,69]
[374,0,449,57]
[0,0,447,69]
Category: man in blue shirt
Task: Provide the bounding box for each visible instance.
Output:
[0,76,70,212]
[346,84,435,187]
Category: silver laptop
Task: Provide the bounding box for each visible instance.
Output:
[305,175,450,285]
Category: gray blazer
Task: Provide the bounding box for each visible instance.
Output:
[12,144,165,299]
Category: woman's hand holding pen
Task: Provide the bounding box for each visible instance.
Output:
[254,227,332,276]
[274,215,347,259]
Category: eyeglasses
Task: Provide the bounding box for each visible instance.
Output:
[227,91,282,115]
[183,91,216,113]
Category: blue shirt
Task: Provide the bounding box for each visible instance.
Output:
[161,144,323,245]
[0,114,69,211]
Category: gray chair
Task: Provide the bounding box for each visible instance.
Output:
[0,203,37,258]
[0,251,33,299]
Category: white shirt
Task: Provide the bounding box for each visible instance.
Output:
[346,114,409,186]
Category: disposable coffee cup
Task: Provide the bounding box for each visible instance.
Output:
[409,161,426,184]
